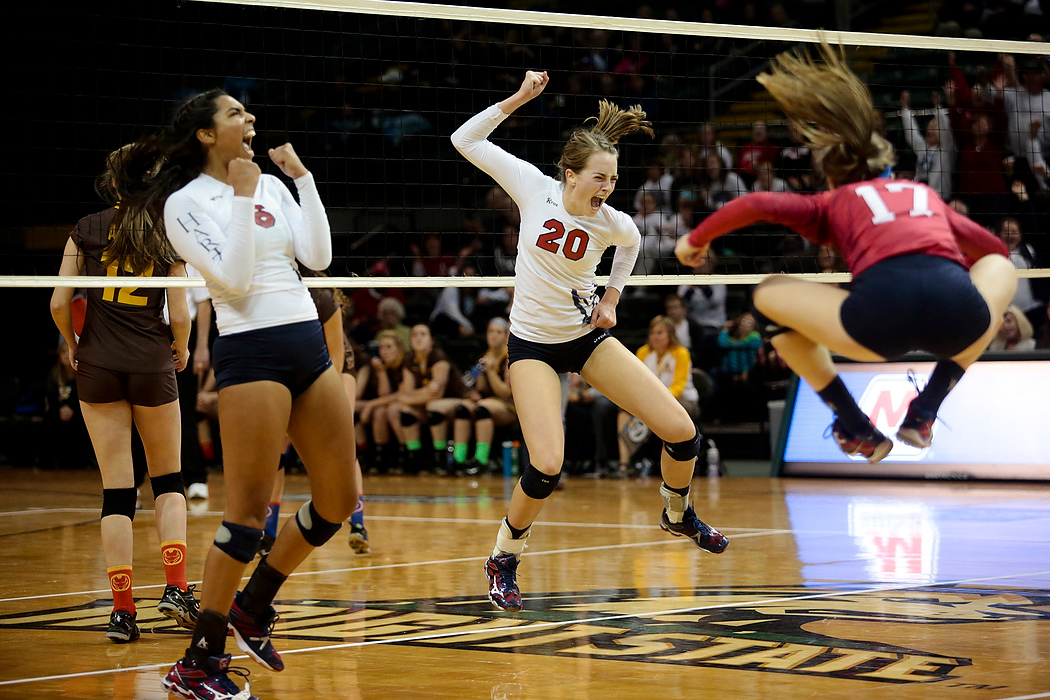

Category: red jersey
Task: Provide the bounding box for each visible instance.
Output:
[686,178,1008,277]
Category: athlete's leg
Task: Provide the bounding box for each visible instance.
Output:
[582,338,696,489]
[583,338,728,553]
[197,382,289,618]
[504,360,565,530]
[266,367,358,575]
[899,256,1017,448]
[81,400,136,578]
[953,255,1017,368]
[134,400,186,546]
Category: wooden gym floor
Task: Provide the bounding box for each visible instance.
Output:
[0,467,1048,699]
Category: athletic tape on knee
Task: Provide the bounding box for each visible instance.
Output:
[295,500,343,547]
[101,487,138,520]
[519,464,561,500]
[399,411,418,427]
[149,471,186,499]
[453,404,473,420]
[214,520,263,564]
[473,405,491,420]
[426,410,447,426]
[492,517,530,559]
[664,429,702,462]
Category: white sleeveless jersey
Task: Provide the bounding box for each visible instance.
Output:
[164,171,331,335]
[452,105,640,343]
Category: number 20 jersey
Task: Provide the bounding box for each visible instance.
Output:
[452,105,640,343]
[70,208,174,372]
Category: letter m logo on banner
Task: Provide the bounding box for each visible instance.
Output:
[856,373,930,460]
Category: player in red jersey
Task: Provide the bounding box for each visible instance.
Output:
[676,42,1016,463]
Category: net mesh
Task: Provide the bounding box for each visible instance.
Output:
[4,1,1050,390]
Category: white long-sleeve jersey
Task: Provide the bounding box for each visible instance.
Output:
[164,171,331,335]
[452,104,640,343]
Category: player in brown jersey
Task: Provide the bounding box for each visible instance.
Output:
[50,145,199,643]
[451,317,518,474]
[388,323,467,473]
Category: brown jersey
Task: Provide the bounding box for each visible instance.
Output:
[309,286,354,374]
[404,348,465,398]
[71,208,173,372]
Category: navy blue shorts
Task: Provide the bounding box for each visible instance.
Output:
[508,328,611,374]
[841,254,991,359]
[213,320,332,397]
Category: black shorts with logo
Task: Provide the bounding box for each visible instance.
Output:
[508,328,611,374]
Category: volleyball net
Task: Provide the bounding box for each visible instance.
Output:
[6,0,1050,299]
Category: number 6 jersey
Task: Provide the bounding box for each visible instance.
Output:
[685,178,1007,276]
[71,208,174,373]
[452,105,640,344]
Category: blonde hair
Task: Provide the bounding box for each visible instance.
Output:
[757,39,894,185]
[1004,305,1034,342]
[648,315,681,348]
[556,99,654,181]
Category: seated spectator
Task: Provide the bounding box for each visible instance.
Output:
[410,233,457,277]
[430,259,510,339]
[376,297,412,350]
[988,305,1036,351]
[390,323,466,473]
[751,161,789,193]
[736,121,780,184]
[492,226,518,277]
[702,154,748,211]
[997,216,1047,334]
[632,158,677,214]
[634,191,678,275]
[349,260,406,344]
[450,317,517,474]
[713,312,764,422]
[616,316,699,475]
[775,122,814,192]
[42,336,91,469]
[565,373,619,476]
[356,330,407,473]
[677,252,728,372]
[900,90,956,202]
[663,293,705,367]
[697,122,734,172]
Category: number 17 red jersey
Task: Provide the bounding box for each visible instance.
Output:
[686,178,1008,277]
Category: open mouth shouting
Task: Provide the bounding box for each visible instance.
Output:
[590,195,606,212]
[243,129,256,157]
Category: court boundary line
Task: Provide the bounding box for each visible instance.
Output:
[0,530,789,603]
[2,566,1050,687]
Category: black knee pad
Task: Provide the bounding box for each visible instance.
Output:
[519,464,561,500]
[664,429,702,462]
[473,405,491,420]
[214,520,264,564]
[426,410,446,426]
[149,471,185,499]
[101,487,138,520]
[295,500,343,547]
[453,404,473,420]
[399,412,418,427]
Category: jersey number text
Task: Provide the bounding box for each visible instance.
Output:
[855,183,934,225]
[537,219,589,261]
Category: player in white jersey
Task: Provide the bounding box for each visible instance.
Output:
[112,89,358,700]
[452,71,729,613]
